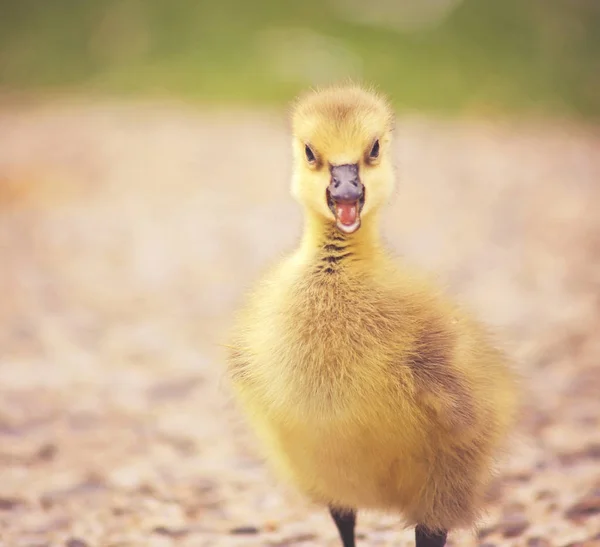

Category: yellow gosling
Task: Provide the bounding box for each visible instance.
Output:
[227,84,519,547]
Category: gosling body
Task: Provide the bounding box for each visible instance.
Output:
[227,85,517,546]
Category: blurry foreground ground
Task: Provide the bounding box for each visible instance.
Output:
[0,101,599,546]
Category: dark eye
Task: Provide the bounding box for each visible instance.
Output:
[305,144,316,164]
[369,139,380,160]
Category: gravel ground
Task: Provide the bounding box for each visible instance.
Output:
[0,100,599,547]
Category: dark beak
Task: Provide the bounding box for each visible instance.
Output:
[327,164,365,234]
[327,164,364,204]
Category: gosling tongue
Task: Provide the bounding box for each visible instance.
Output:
[335,202,358,226]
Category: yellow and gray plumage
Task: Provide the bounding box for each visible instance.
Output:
[227,84,518,547]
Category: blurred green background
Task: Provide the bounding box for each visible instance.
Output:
[1,0,599,119]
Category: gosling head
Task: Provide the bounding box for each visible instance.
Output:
[290,84,395,234]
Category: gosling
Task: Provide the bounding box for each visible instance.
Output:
[227,84,518,547]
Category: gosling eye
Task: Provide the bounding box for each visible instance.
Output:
[369,139,380,160]
[305,144,316,164]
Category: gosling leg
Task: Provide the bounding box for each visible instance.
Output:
[415,524,447,547]
[329,506,356,547]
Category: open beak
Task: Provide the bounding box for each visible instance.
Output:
[327,164,365,234]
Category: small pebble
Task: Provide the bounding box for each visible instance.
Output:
[230,525,260,535]
[65,539,88,547]
[153,526,188,538]
[0,497,23,510]
[565,489,600,520]
[585,443,600,460]
[286,533,316,542]
[477,526,496,539]
[527,537,551,547]
[35,443,57,462]
[536,490,555,501]
[497,513,530,538]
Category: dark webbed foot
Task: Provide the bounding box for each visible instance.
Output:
[329,506,356,547]
[415,524,447,547]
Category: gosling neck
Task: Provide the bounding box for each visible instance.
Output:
[298,210,384,263]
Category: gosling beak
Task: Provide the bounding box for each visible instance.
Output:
[327,164,365,234]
